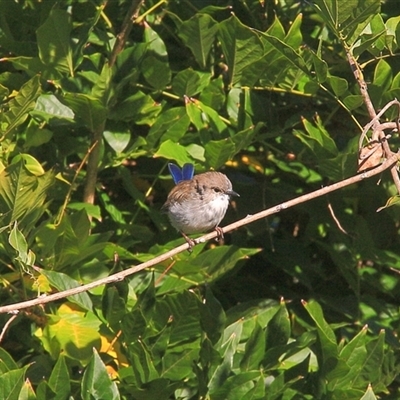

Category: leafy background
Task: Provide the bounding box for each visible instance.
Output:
[0,0,400,399]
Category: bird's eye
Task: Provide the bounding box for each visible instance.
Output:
[212,187,221,193]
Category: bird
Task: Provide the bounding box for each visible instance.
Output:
[162,163,239,250]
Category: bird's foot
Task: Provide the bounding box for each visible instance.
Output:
[181,232,196,253]
[215,226,224,242]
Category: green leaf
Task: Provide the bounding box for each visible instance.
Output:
[0,75,41,140]
[210,371,264,400]
[142,55,171,90]
[327,75,349,97]
[172,69,211,97]
[0,347,19,372]
[109,91,161,125]
[24,124,53,149]
[257,31,309,76]
[266,299,291,349]
[218,16,264,86]
[303,300,338,365]
[146,107,190,149]
[342,94,364,110]
[204,139,236,169]
[40,269,93,311]
[12,153,45,176]
[129,379,180,400]
[0,160,55,226]
[154,140,194,165]
[312,0,381,45]
[199,286,226,345]
[81,348,120,400]
[48,355,71,400]
[103,130,131,153]
[36,9,74,76]
[240,322,265,371]
[61,93,107,131]
[353,330,385,388]
[128,341,160,385]
[33,94,75,122]
[294,115,338,160]
[178,13,218,69]
[373,59,392,92]
[209,319,243,393]
[0,366,29,400]
[359,384,378,400]
[285,13,303,48]
[8,222,34,268]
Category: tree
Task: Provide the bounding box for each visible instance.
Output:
[0,0,399,398]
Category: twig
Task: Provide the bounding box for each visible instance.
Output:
[0,152,398,315]
[327,202,348,235]
[0,314,18,343]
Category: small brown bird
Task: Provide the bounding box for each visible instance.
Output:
[162,166,239,249]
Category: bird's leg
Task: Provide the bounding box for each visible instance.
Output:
[214,226,224,242]
[181,232,196,252]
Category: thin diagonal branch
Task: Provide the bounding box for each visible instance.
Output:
[0,152,398,315]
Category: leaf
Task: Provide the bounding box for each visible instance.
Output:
[142,55,171,90]
[373,59,392,92]
[154,140,194,165]
[240,322,265,371]
[376,195,400,212]
[200,287,226,345]
[266,299,291,349]
[312,0,381,46]
[178,13,218,69]
[210,371,264,400]
[81,348,120,400]
[33,94,75,122]
[141,23,171,89]
[61,93,107,131]
[257,31,309,76]
[39,269,93,311]
[359,384,378,400]
[0,160,55,226]
[294,115,338,161]
[36,9,74,76]
[327,75,349,97]
[103,130,131,153]
[0,347,19,372]
[0,75,41,140]
[204,138,236,169]
[40,304,101,362]
[48,355,71,400]
[209,319,243,393]
[218,15,264,86]
[109,91,161,125]
[146,107,190,149]
[353,330,385,388]
[172,69,211,97]
[0,366,29,400]
[302,300,338,365]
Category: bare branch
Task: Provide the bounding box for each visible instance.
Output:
[0,152,398,315]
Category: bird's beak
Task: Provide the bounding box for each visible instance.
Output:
[227,190,240,197]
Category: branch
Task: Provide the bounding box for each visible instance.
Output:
[83,0,144,204]
[1,152,398,315]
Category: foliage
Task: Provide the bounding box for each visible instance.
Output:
[0,0,400,399]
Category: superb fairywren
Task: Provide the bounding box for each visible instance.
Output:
[162,163,239,249]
